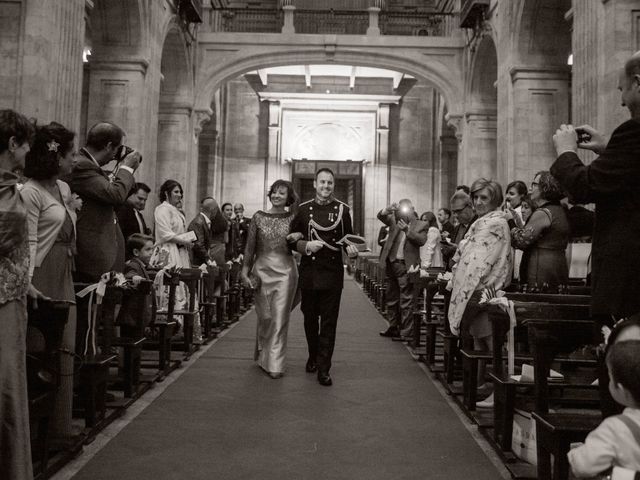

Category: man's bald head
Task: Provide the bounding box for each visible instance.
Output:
[619,51,640,119]
[200,196,219,218]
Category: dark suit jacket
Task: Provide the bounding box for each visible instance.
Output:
[441,215,477,270]
[116,205,151,245]
[118,257,154,328]
[441,221,455,238]
[235,217,251,255]
[551,118,640,318]
[209,209,229,266]
[188,213,212,266]
[377,210,428,269]
[68,152,134,280]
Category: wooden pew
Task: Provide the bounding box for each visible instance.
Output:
[26,299,70,477]
[528,317,602,480]
[199,265,220,343]
[486,299,594,452]
[73,283,118,428]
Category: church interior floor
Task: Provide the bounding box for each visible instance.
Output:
[59,277,508,480]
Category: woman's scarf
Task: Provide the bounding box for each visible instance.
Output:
[448,210,513,335]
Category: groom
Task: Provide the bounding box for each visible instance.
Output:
[290,168,359,386]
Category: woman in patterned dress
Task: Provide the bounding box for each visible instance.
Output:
[241,180,300,379]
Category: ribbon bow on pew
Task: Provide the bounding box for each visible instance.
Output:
[479,287,517,377]
[76,271,127,357]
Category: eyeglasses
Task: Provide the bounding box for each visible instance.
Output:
[451,205,470,214]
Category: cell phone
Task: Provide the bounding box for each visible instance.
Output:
[575,128,591,144]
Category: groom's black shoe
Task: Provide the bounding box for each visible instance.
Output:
[305,358,318,373]
[379,327,399,338]
[317,372,332,386]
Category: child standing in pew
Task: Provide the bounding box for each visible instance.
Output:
[568,340,640,478]
[117,234,156,338]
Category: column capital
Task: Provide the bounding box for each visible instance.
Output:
[510,65,571,83]
[88,58,149,74]
[444,113,463,142]
[194,108,213,136]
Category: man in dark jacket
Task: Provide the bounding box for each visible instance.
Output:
[116,182,151,252]
[378,199,428,339]
[441,191,477,271]
[290,168,359,386]
[552,51,640,320]
[188,197,221,266]
[68,122,141,281]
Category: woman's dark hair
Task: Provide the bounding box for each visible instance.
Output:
[0,109,35,154]
[606,340,640,404]
[221,202,232,212]
[24,122,75,180]
[535,171,565,203]
[268,179,298,207]
[506,180,528,198]
[126,233,153,257]
[519,194,536,216]
[420,211,438,229]
[158,179,183,203]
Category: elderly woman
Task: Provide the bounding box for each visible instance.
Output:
[448,179,512,405]
[0,109,34,480]
[509,171,570,291]
[21,122,79,443]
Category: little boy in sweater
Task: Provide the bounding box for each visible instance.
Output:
[569,340,640,478]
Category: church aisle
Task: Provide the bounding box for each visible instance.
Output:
[69,278,505,480]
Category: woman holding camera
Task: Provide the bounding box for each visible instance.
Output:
[241,180,300,379]
[21,122,80,443]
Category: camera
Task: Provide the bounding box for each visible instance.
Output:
[114,145,142,164]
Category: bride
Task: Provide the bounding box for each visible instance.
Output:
[241,180,300,379]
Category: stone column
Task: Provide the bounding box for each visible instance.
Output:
[508,66,570,183]
[281,5,296,34]
[365,103,391,252]
[85,59,149,150]
[155,105,196,218]
[1,0,85,132]
[194,108,213,206]
[366,7,381,36]
[460,109,497,184]
[439,133,459,207]
[265,100,283,209]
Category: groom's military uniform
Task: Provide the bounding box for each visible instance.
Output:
[291,197,354,375]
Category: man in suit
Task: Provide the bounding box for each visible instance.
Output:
[437,207,455,239]
[441,191,477,271]
[378,199,429,339]
[68,122,141,282]
[290,168,359,386]
[188,197,221,266]
[116,182,151,255]
[233,203,250,256]
[552,51,640,321]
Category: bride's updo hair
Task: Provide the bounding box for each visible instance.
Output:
[268,179,298,207]
[158,179,183,202]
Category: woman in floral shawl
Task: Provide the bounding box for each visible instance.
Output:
[448,180,512,390]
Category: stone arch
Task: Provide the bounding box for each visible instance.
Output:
[512,0,572,65]
[461,34,498,184]
[155,24,197,214]
[194,48,464,121]
[89,0,148,58]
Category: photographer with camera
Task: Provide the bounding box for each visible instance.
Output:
[68,121,142,282]
[378,199,428,341]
